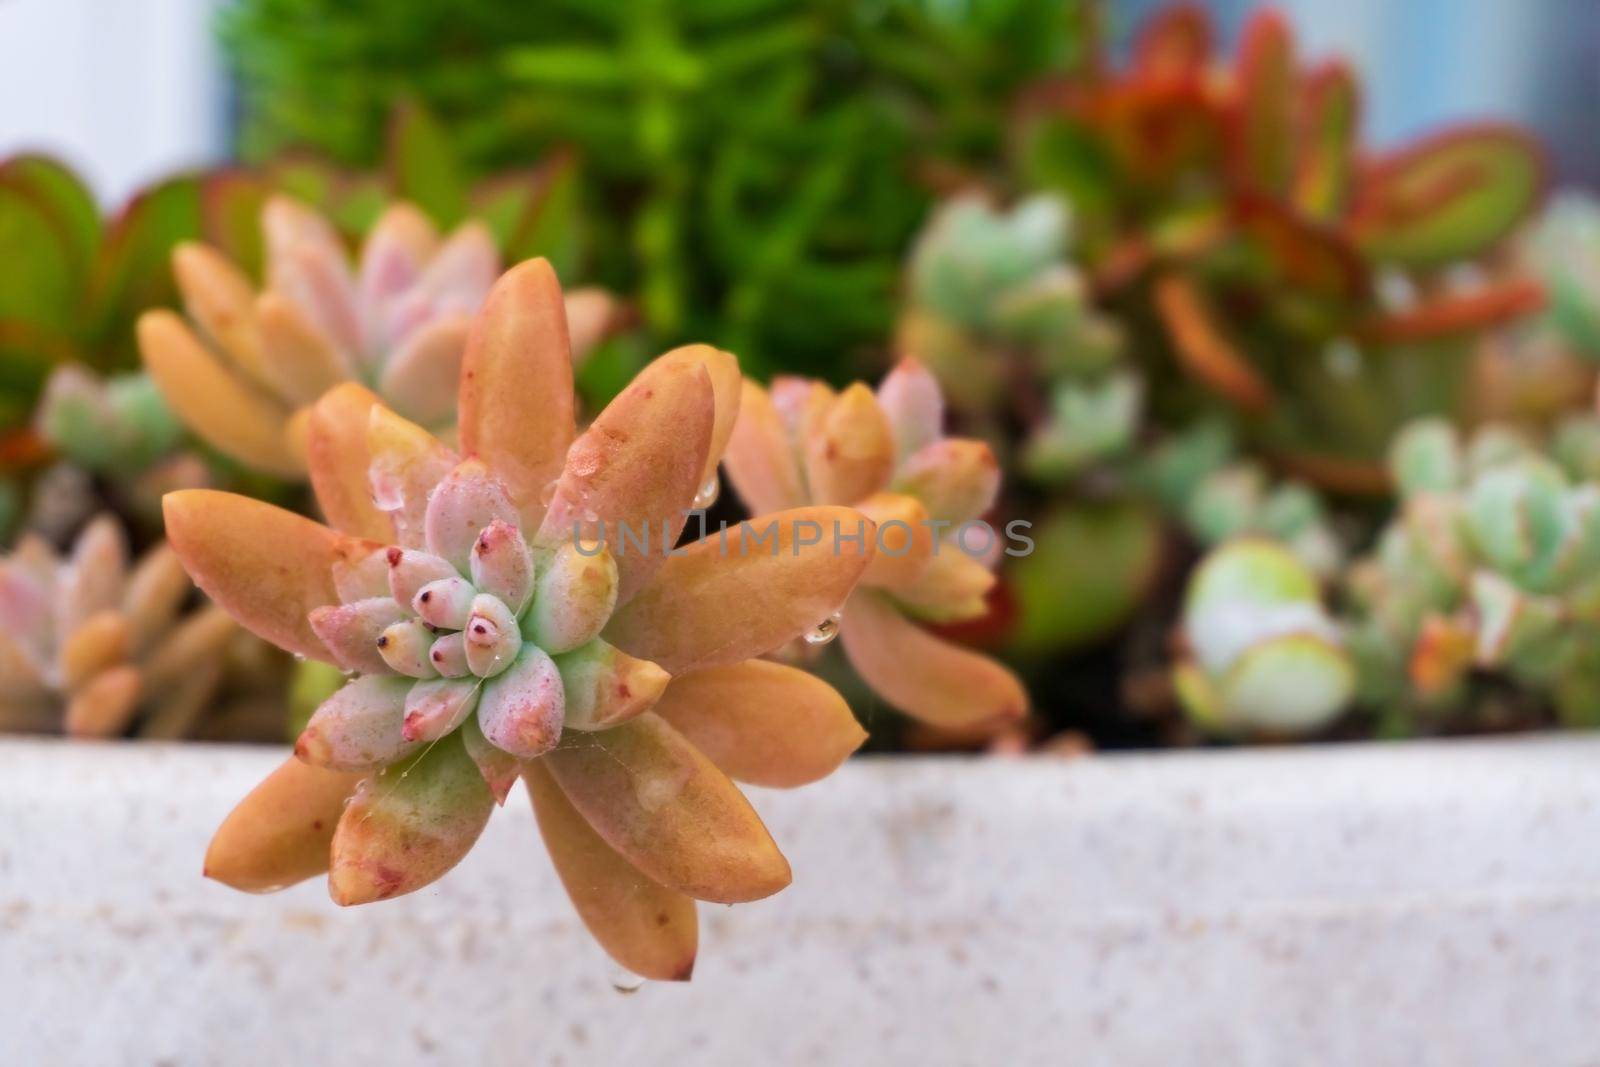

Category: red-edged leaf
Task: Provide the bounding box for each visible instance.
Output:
[1348,124,1546,266]
[1293,61,1360,221]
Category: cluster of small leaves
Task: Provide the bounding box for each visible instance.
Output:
[1017,4,1546,470]
[218,0,1089,381]
[1342,417,1600,729]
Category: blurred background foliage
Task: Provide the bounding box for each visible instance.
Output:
[219,0,1090,382]
[3,0,1598,750]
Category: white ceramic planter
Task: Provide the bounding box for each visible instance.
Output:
[4,735,1599,1065]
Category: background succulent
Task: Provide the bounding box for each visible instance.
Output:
[218,0,1089,381]
[723,358,1028,734]
[1017,4,1546,481]
[0,514,266,739]
[1174,537,1353,736]
[1342,416,1600,732]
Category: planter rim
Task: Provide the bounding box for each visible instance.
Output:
[4,733,1598,1064]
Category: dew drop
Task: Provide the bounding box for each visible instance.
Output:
[804,612,841,646]
[609,966,645,995]
[691,475,721,510]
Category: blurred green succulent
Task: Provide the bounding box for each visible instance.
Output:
[1344,416,1600,728]
[1141,420,1343,579]
[0,155,259,433]
[1018,5,1547,481]
[1525,192,1600,360]
[1175,537,1353,736]
[219,0,1088,380]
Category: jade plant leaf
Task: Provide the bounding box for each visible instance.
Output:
[1348,125,1545,267]
[1293,60,1359,221]
[1229,9,1296,195]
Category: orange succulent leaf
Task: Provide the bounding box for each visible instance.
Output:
[1360,278,1546,345]
[1152,273,1273,411]
[1347,123,1546,267]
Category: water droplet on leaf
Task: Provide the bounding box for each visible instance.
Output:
[692,476,720,510]
[804,613,841,646]
[609,965,645,995]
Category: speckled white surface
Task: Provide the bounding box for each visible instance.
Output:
[3,736,1600,1065]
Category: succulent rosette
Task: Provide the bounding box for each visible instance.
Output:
[171,260,872,981]
[722,358,1028,729]
[0,515,238,738]
[138,196,616,478]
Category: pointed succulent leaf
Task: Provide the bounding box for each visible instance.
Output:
[255,290,351,405]
[377,619,440,679]
[308,597,407,674]
[889,547,997,624]
[544,713,791,904]
[528,541,618,654]
[652,661,864,788]
[840,591,1027,728]
[554,638,671,732]
[1132,2,1211,77]
[723,379,806,517]
[461,713,520,804]
[205,756,364,893]
[330,545,392,604]
[63,664,143,737]
[296,675,417,771]
[803,383,895,506]
[306,383,393,543]
[538,357,714,603]
[377,314,471,427]
[604,506,875,674]
[424,458,519,573]
[357,202,437,311]
[855,491,933,590]
[892,439,1000,526]
[328,730,494,905]
[413,576,476,630]
[402,677,482,742]
[477,644,564,757]
[58,515,127,642]
[163,490,372,662]
[367,404,458,549]
[386,547,458,608]
[428,631,471,678]
[465,593,522,678]
[875,358,944,465]
[525,761,698,981]
[1151,276,1273,411]
[458,259,575,527]
[469,519,534,613]
[646,344,742,485]
[138,310,300,477]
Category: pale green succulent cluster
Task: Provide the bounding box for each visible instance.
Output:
[901,194,1130,472]
[36,365,184,476]
[1143,421,1344,580]
[1527,192,1600,360]
[1342,416,1600,724]
[1174,538,1354,736]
